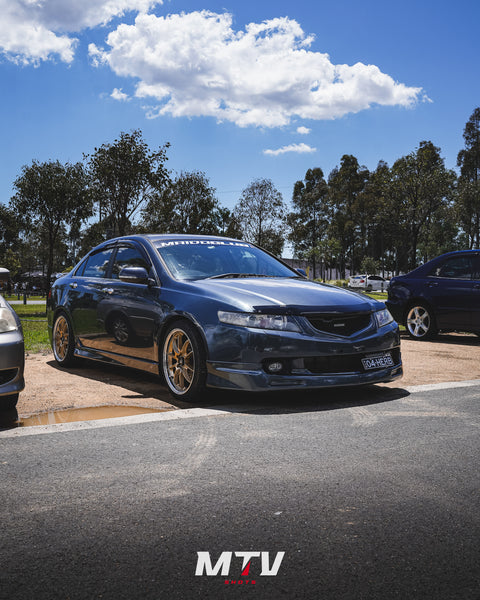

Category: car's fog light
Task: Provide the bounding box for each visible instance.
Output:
[267,361,284,373]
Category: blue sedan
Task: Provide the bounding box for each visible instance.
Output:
[387,250,480,340]
[47,235,402,401]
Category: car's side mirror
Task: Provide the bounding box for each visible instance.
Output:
[119,266,149,285]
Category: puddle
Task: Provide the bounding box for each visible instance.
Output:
[16,406,170,427]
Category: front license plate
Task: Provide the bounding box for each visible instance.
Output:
[361,353,394,370]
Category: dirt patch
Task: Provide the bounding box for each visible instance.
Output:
[16,333,480,418]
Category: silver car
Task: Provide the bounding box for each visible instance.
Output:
[0,295,25,410]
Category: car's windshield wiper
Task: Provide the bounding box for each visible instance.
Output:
[206,273,272,279]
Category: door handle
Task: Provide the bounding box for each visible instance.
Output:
[102,288,114,295]
[69,282,77,289]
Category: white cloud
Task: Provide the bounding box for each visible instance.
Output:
[297,126,311,135]
[264,143,317,156]
[0,0,162,64]
[90,11,425,128]
[111,87,130,101]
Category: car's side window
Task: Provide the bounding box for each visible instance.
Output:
[82,249,115,279]
[431,256,474,280]
[74,258,87,277]
[111,246,150,279]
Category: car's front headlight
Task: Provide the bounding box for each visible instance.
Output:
[218,311,301,333]
[0,307,19,333]
[374,308,394,328]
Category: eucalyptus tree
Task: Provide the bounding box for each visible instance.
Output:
[327,155,370,277]
[11,160,92,289]
[389,141,457,271]
[287,167,329,278]
[0,204,20,268]
[141,171,225,235]
[234,178,287,255]
[456,107,480,248]
[85,129,170,237]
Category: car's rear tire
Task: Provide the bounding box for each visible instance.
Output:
[52,311,77,366]
[406,304,437,340]
[0,393,19,411]
[161,320,207,402]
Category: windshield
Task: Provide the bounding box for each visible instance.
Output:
[154,239,298,281]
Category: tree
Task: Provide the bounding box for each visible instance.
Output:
[389,141,457,271]
[234,178,287,255]
[456,108,480,248]
[287,168,329,278]
[327,155,370,277]
[360,256,380,275]
[141,171,226,235]
[86,130,170,237]
[10,160,92,290]
[0,204,20,272]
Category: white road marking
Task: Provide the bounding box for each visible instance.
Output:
[2,379,480,438]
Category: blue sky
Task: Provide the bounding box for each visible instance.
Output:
[1,0,479,215]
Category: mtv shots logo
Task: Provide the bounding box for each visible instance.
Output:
[195,551,285,585]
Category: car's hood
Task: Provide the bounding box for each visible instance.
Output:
[188,277,381,314]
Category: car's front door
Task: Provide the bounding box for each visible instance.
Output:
[92,242,164,370]
[471,254,480,332]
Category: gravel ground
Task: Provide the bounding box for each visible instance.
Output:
[16,333,480,417]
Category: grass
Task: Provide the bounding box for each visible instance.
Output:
[9,301,50,354]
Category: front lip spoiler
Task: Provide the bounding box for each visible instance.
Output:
[206,361,403,392]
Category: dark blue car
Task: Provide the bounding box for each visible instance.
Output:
[47,234,402,400]
[386,250,480,340]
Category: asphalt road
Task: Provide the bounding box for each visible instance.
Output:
[1,383,479,600]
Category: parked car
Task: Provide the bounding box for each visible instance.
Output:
[47,234,402,400]
[386,250,480,340]
[349,274,389,291]
[0,294,25,410]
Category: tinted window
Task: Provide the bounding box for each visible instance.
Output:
[112,246,150,279]
[82,249,114,279]
[430,256,475,280]
[74,258,87,276]
[154,239,296,280]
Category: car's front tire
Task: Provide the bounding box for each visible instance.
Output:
[52,311,77,366]
[161,320,207,402]
[406,304,437,340]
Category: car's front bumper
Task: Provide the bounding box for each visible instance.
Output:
[205,322,402,392]
[0,329,25,402]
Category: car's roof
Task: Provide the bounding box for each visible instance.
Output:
[400,249,480,277]
[98,233,247,246]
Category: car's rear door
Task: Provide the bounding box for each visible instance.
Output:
[424,253,478,330]
[69,245,116,347]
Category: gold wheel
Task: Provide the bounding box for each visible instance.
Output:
[163,328,195,395]
[53,314,70,362]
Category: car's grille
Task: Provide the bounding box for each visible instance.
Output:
[304,312,372,336]
[304,348,401,374]
[0,368,18,385]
